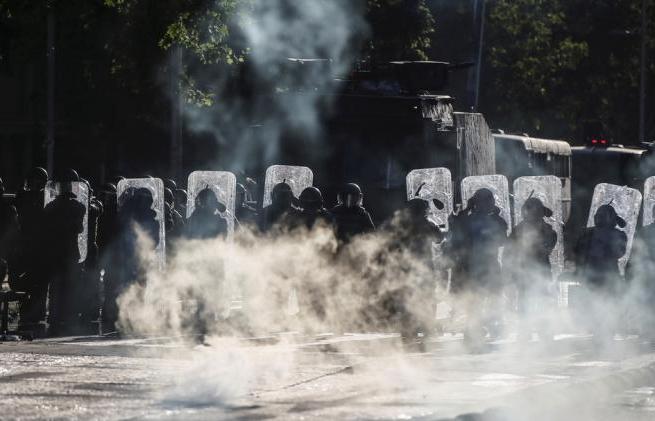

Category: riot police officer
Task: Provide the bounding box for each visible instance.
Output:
[260,182,300,233]
[103,187,161,331]
[375,198,444,341]
[80,178,104,332]
[98,183,121,332]
[185,188,228,239]
[507,197,557,339]
[14,167,49,333]
[629,204,655,280]
[447,188,507,293]
[510,198,556,269]
[43,169,86,335]
[330,183,375,242]
[445,188,507,342]
[575,204,627,292]
[298,186,333,230]
[627,203,655,336]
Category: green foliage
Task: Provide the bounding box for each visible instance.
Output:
[102,0,242,105]
[483,0,654,143]
[1,0,437,108]
[365,0,435,61]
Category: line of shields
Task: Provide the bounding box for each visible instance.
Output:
[405,169,647,311]
[43,167,653,322]
[43,165,313,312]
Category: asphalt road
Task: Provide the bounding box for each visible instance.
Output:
[1,333,654,420]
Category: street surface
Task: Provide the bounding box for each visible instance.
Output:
[1,333,654,420]
[0,333,655,420]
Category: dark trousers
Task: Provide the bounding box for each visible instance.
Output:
[47,262,81,336]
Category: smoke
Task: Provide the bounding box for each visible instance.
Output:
[180,0,368,171]
[118,216,443,338]
[113,201,655,417]
[158,338,295,408]
[115,214,448,408]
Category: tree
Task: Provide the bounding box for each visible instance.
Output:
[482,0,588,137]
[481,0,655,144]
[365,0,435,62]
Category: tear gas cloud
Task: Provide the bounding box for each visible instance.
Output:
[117,208,655,418]
[118,219,442,338]
[181,0,368,170]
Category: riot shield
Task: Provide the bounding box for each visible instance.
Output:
[263,165,313,208]
[513,176,564,280]
[461,175,512,234]
[116,178,166,269]
[586,183,642,274]
[187,171,237,237]
[406,168,453,230]
[44,181,89,263]
[643,176,655,226]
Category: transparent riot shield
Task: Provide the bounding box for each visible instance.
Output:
[263,165,313,207]
[44,181,89,263]
[461,175,512,234]
[513,176,564,280]
[187,171,237,237]
[406,168,453,230]
[116,178,166,269]
[586,183,642,274]
[642,176,655,226]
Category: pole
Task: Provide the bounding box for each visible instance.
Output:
[473,0,486,112]
[46,7,55,175]
[639,0,648,143]
[170,46,183,182]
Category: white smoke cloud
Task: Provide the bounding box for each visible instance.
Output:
[181,0,368,170]
[116,211,655,415]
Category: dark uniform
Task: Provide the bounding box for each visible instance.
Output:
[574,204,628,338]
[627,210,655,336]
[103,188,160,331]
[291,187,335,321]
[118,188,160,281]
[79,185,103,331]
[98,183,121,332]
[185,188,228,239]
[297,187,333,230]
[14,168,49,331]
[372,199,444,339]
[445,188,507,342]
[447,189,507,294]
[260,182,301,233]
[0,179,18,284]
[43,185,86,335]
[507,198,557,287]
[574,204,627,292]
[507,197,557,338]
[330,183,375,242]
[628,206,655,285]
